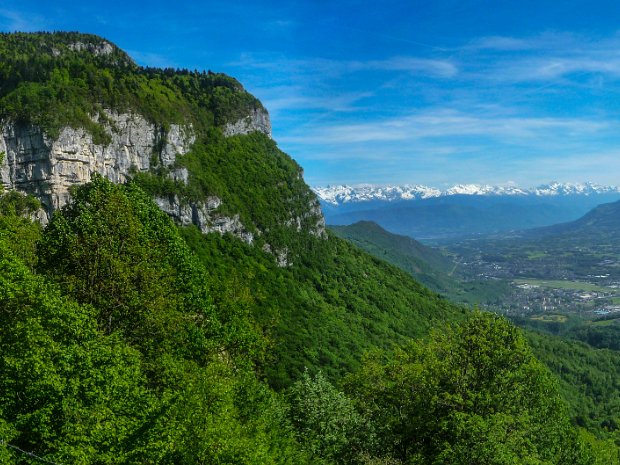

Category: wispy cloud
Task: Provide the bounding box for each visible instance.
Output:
[262,19,296,31]
[0,8,46,31]
[282,109,612,146]
[460,32,620,84]
[230,54,458,79]
[262,89,373,114]
[464,35,535,51]
[127,50,178,68]
[498,56,620,82]
[365,57,458,78]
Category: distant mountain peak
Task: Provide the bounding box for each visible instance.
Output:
[313,182,620,205]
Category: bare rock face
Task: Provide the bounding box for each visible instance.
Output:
[308,200,328,238]
[0,112,194,214]
[285,199,327,239]
[154,194,254,244]
[0,106,325,254]
[223,108,272,138]
[68,41,115,56]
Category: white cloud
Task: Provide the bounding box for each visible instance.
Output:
[464,35,535,51]
[366,57,458,78]
[460,32,620,84]
[259,87,373,114]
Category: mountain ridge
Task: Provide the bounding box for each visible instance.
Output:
[524,198,620,240]
[0,31,325,265]
[315,181,620,206]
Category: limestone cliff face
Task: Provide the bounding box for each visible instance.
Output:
[0,112,193,213]
[0,106,325,260]
[223,108,272,138]
[154,194,254,244]
[0,31,327,266]
[0,113,259,243]
[67,40,116,56]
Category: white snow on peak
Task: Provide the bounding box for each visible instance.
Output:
[534,181,618,196]
[313,182,620,205]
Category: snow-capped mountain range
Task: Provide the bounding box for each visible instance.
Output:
[313,182,620,206]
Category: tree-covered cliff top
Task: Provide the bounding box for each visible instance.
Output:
[0,31,264,137]
[0,32,318,257]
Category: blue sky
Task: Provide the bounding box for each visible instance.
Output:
[3,1,620,187]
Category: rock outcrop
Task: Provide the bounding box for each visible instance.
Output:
[67,40,115,56]
[223,108,272,138]
[0,112,194,214]
[285,199,327,239]
[0,106,323,255]
[0,112,263,246]
[155,194,254,244]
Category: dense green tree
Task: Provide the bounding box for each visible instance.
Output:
[286,370,370,464]
[345,312,594,464]
[527,331,620,440]
[0,181,308,464]
[0,189,42,270]
[37,175,266,370]
[0,237,151,463]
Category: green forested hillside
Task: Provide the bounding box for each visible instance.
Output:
[331,221,511,306]
[2,180,607,464]
[182,220,463,388]
[0,32,617,464]
[527,331,620,435]
[0,181,308,464]
[331,220,620,452]
[330,221,455,289]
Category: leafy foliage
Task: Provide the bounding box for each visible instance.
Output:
[0,179,308,464]
[345,312,594,464]
[38,175,267,370]
[287,370,370,463]
[0,190,42,270]
[0,236,151,463]
[527,331,620,439]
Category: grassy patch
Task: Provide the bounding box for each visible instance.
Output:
[514,278,613,292]
[526,251,547,259]
[530,314,568,323]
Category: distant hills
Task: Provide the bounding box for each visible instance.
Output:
[330,221,511,305]
[447,198,620,282]
[530,199,620,239]
[330,221,454,288]
[315,183,620,241]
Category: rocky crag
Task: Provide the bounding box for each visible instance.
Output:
[0,32,325,264]
[0,107,276,241]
